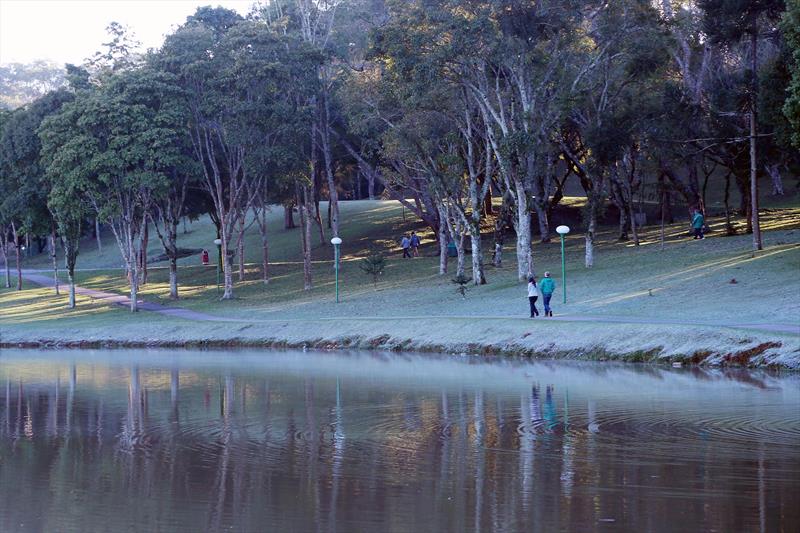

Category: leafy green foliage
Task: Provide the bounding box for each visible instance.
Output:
[783,0,800,148]
[0,89,73,239]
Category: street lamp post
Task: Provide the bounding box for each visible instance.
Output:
[213,238,222,293]
[555,225,570,304]
[331,237,342,303]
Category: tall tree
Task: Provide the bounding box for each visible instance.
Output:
[700,0,787,251]
[0,90,73,291]
[783,0,800,147]
[0,109,12,288]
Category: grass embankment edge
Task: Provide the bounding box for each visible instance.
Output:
[2,318,797,370]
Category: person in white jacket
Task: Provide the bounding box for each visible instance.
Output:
[527,276,540,318]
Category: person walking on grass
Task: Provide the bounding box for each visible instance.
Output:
[539,271,556,317]
[527,276,541,318]
[692,209,705,240]
[410,231,421,257]
[401,234,412,258]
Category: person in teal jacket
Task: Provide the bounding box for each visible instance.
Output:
[539,271,556,317]
[692,210,705,240]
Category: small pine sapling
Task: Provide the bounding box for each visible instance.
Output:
[360,250,386,287]
[452,273,472,299]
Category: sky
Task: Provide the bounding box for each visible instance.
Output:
[0,0,256,66]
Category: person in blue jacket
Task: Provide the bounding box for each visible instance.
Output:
[539,271,556,317]
[692,210,705,240]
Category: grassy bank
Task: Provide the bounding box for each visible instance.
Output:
[2,305,797,368]
[2,198,799,368]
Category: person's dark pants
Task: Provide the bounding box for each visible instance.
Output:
[402,247,411,258]
[693,227,704,239]
[543,294,553,316]
[528,296,539,317]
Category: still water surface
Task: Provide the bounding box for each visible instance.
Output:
[0,349,798,532]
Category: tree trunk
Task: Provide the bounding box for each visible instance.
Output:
[766,164,784,196]
[628,192,639,246]
[367,169,375,200]
[479,174,494,216]
[314,201,326,245]
[11,222,21,291]
[168,221,179,299]
[610,180,629,241]
[750,29,762,252]
[514,186,533,281]
[284,204,296,229]
[664,188,674,224]
[735,174,748,217]
[220,223,234,299]
[320,92,340,237]
[455,233,466,278]
[261,229,269,284]
[129,236,139,312]
[532,200,551,243]
[585,196,598,268]
[50,227,59,296]
[68,270,76,309]
[140,223,148,285]
[322,144,339,237]
[660,180,666,251]
[493,193,511,268]
[222,244,234,300]
[169,258,178,300]
[470,229,486,285]
[327,199,332,229]
[617,201,629,242]
[95,217,102,252]
[1,232,9,288]
[63,234,78,308]
[437,205,448,275]
[300,186,313,291]
[724,172,736,235]
[237,217,245,282]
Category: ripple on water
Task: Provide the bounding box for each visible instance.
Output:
[585,406,800,449]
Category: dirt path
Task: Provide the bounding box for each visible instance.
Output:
[22,273,241,323]
[22,272,800,335]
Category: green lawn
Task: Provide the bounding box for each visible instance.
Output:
[14,198,798,322]
[3,195,799,367]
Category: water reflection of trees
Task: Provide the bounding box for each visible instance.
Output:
[0,365,797,532]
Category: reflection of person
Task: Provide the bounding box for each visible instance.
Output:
[539,272,556,317]
[530,385,543,431]
[544,385,557,431]
[527,276,540,318]
[401,234,411,258]
[692,209,705,239]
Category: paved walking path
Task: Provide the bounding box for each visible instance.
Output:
[21,272,800,335]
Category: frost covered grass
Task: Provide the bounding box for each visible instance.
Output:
[3,198,799,368]
[2,309,797,369]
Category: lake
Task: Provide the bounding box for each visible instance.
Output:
[0,349,798,532]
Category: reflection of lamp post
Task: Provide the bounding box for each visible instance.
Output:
[331,237,342,303]
[555,225,570,304]
[213,238,222,293]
